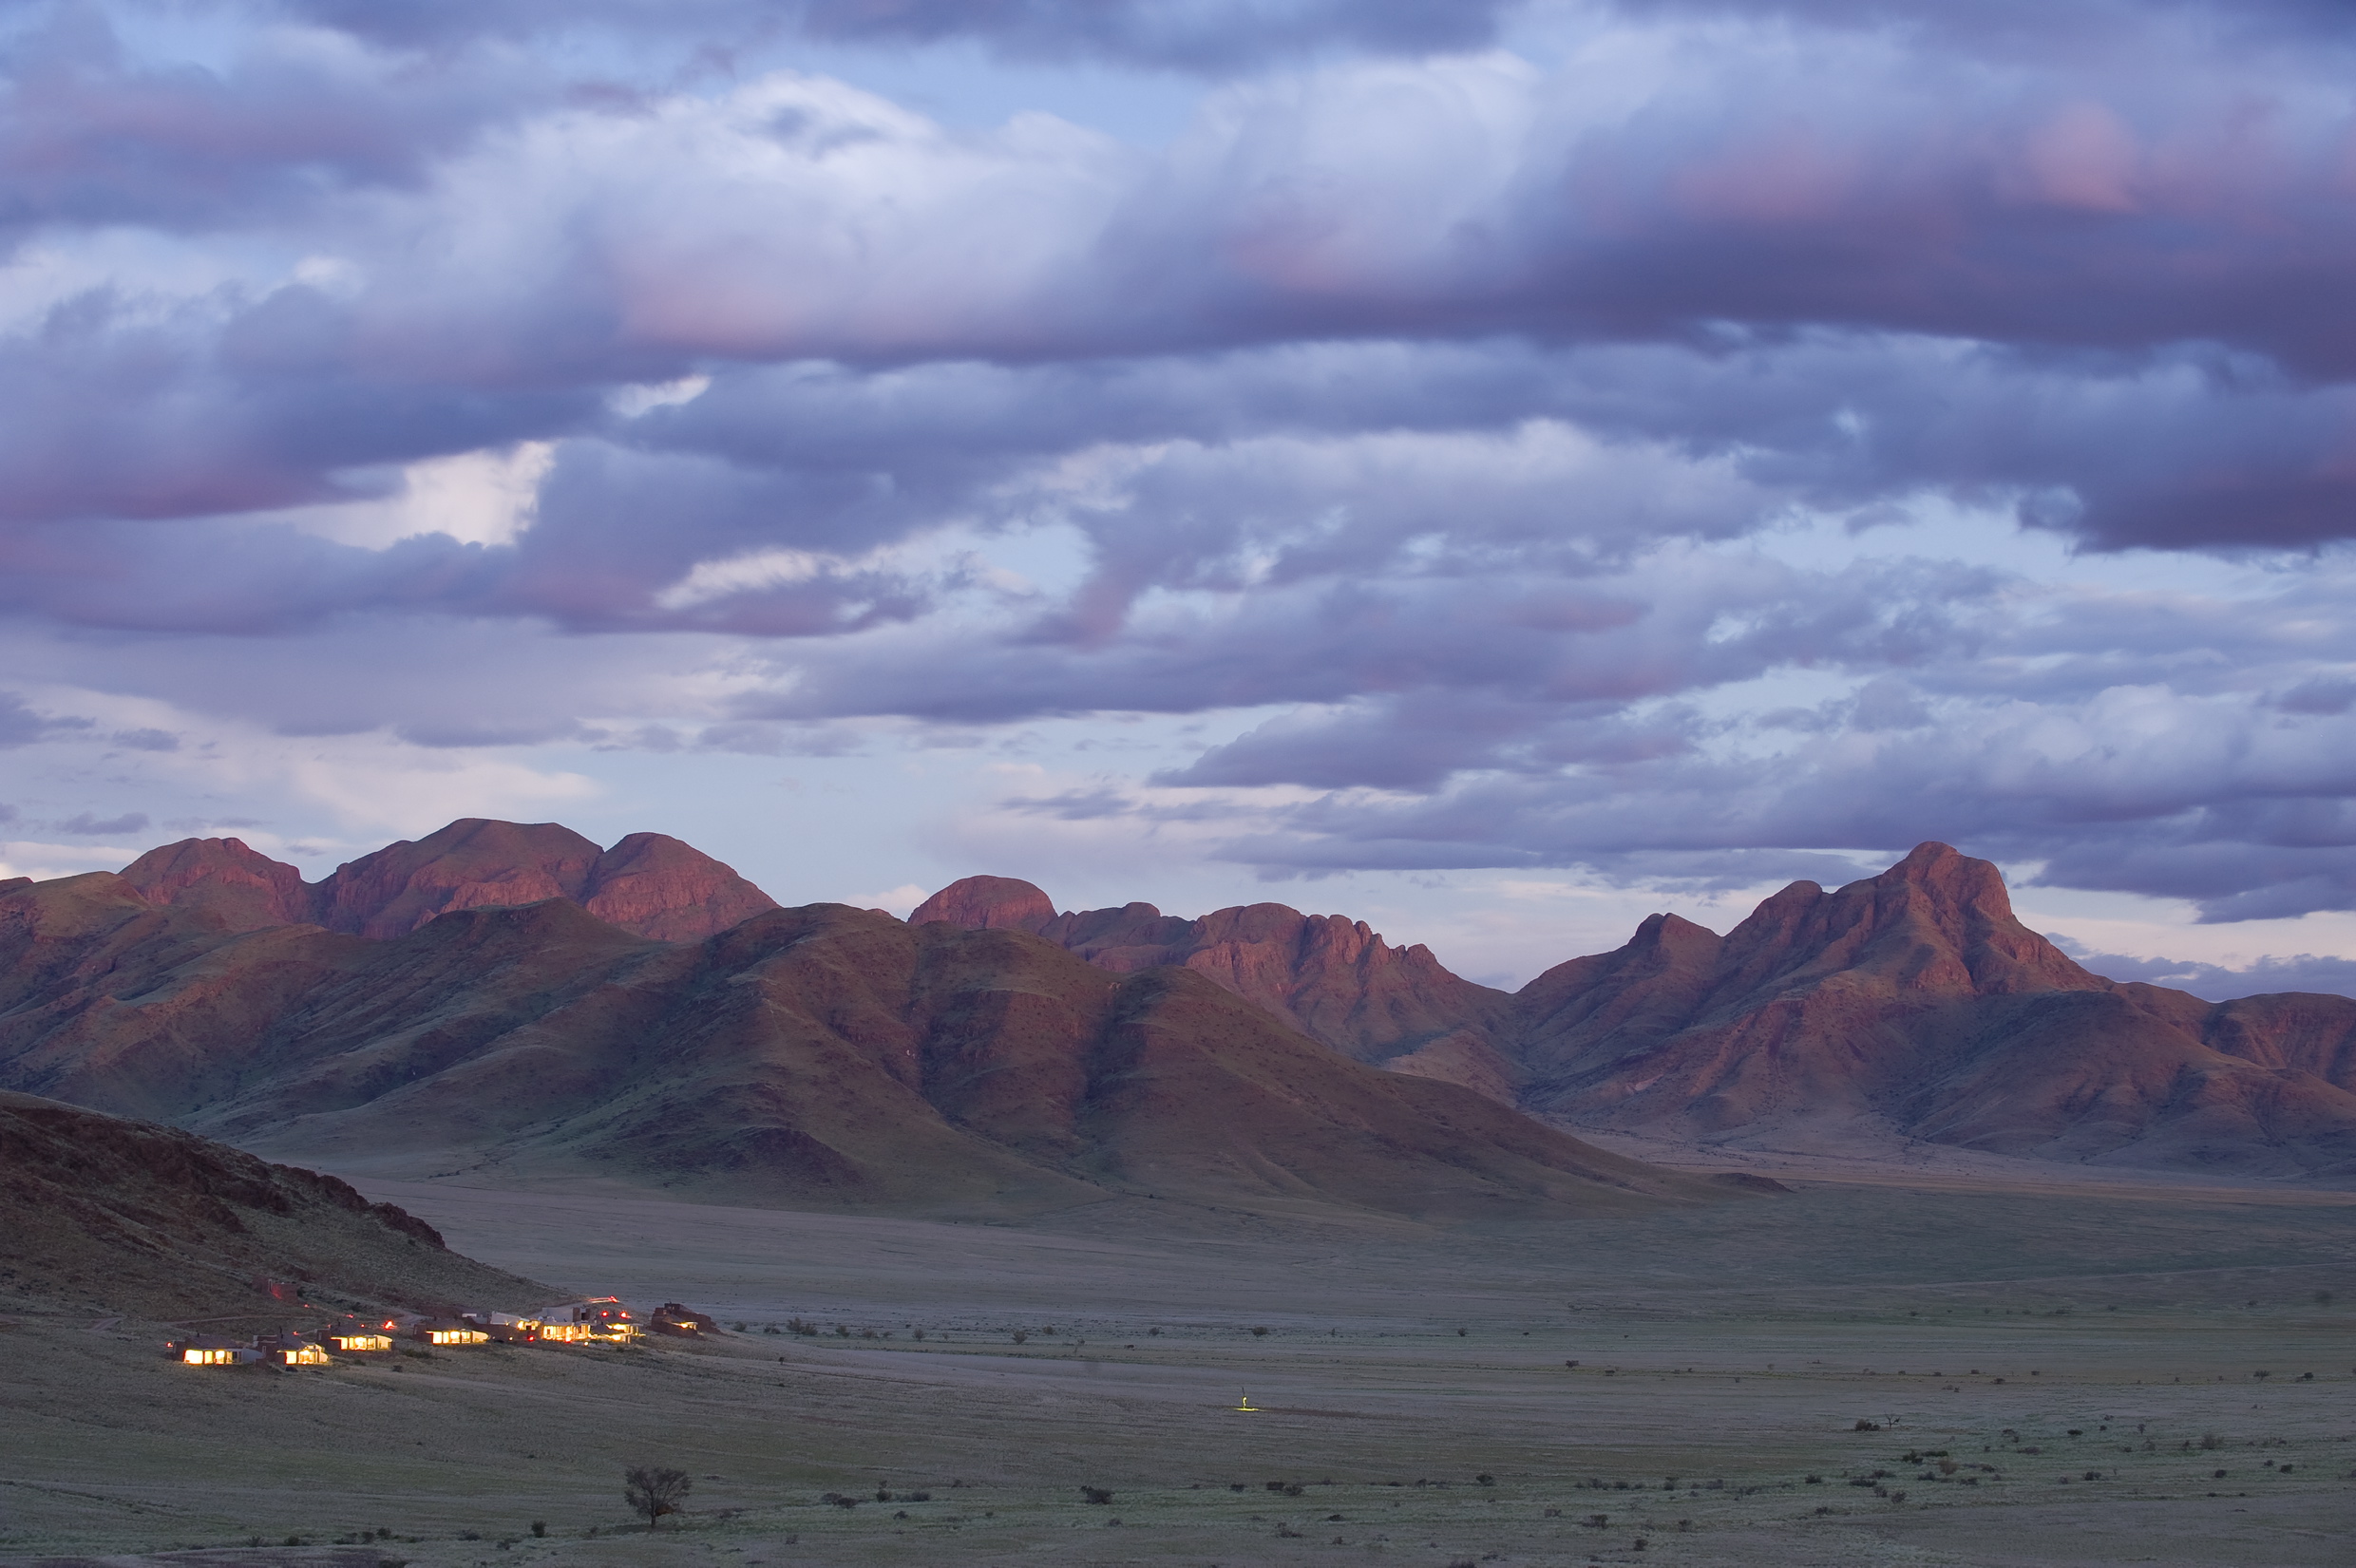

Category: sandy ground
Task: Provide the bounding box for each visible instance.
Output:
[4,1162,2352,1568]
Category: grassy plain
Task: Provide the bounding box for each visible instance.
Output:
[4,1166,2352,1568]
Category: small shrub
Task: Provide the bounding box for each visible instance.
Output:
[1854,1420,1880,1431]
[530,1521,545,1538]
[1149,1326,1161,1335]
[1081,1486,1113,1504]
[1252,1326,1269,1337]
[1012,1330,1028,1344]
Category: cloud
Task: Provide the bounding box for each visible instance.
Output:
[0,691,92,746]
[270,0,1514,70]
[2051,937,2356,1003]
[52,810,149,836]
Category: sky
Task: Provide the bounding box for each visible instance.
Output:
[8,0,2356,997]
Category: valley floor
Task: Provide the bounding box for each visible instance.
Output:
[4,1167,2353,1568]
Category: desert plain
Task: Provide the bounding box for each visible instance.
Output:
[6,1153,2351,1568]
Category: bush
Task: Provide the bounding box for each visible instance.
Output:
[1081,1486,1113,1504]
[624,1466,692,1529]
[1854,1420,1880,1431]
[1251,1327,1269,1337]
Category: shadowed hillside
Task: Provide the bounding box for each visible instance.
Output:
[0,1090,550,1319]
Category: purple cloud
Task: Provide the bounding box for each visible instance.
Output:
[271,0,1512,69]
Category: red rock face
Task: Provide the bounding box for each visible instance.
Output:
[310,819,607,938]
[578,831,778,942]
[910,877,1519,1097]
[111,819,778,943]
[908,876,1057,934]
[118,837,312,932]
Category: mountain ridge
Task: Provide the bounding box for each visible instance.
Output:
[0,873,1714,1219]
[66,819,2356,1181]
[119,819,777,943]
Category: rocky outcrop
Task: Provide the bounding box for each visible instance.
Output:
[912,877,1519,1096]
[0,877,1715,1219]
[114,820,778,943]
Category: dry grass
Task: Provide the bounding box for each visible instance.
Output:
[4,1167,2352,1567]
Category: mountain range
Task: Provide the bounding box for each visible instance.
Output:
[0,849,1708,1218]
[917,845,2356,1180]
[4,820,2350,1196]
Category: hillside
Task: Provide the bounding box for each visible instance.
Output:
[909,877,1519,1097]
[0,876,1715,1219]
[0,1089,549,1319]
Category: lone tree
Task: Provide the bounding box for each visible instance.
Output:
[624,1465,693,1529]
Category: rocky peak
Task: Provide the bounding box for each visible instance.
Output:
[579,832,779,942]
[908,876,1057,935]
[114,820,778,943]
[310,819,605,938]
[117,837,311,932]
